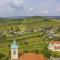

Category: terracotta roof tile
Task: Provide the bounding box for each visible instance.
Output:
[19,53,47,60]
[49,41,60,44]
[54,46,60,49]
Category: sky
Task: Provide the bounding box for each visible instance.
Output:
[0,0,60,17]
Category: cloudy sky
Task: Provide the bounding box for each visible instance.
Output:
[0,0,60,17]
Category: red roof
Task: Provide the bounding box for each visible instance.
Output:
[49,41,60,44]
[19,53,47,60]
[54,46,60,49]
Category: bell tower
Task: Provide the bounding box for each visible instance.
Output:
[11,39,18,60]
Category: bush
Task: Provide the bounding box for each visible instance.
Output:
[34,49,39,54]
[42,44,52,58]
[0,53,6,60]
[23,49,29,53]
[52,51,60,57]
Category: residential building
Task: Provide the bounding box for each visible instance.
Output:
[48,41,60,52]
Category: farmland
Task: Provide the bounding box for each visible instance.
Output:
[0,16,60,60]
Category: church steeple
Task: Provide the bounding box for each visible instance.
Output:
[11,39,18,49]
[11,39,18,60]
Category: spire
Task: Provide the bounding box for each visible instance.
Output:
[11,39,18,49]
[13,39,17,45]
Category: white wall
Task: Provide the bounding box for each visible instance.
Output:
[11,48,18,60]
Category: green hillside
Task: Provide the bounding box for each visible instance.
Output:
[0,16,60,59]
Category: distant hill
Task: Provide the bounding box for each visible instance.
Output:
[0,16,60,19]
[11,16,60,19]
[46,16,60,19]
[11,16,30,19]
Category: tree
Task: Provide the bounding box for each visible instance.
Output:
[23,49,29,53]
[5,57,9,60]
[34,49,39,54]
[52,51,60,57]
[43,45,52,58]
[16,26,20,31]
[0,53,6,60]
[10,27,13,31]
[24,40,28,45]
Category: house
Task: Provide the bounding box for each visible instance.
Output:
[48,41,60,52]
[48,35,53,38]
[49,29,54,34]
[34,29,37,32]
[3,30,7,34]
[14,31,23,35]
[53,34,60,37]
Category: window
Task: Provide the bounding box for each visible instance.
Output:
[14,50,16,55]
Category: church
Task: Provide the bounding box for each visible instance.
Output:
[11,40,47,60]
[11,40,18,60]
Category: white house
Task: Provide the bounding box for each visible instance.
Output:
[48,41,60,52]
[11,39,19,60]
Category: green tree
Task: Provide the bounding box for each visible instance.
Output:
[0,53,6,60]
[43,44,52,58]
[34,49,39,54]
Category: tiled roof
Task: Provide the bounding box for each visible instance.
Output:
[49,41,60,44]
[54,46,60,49]
[19,53,47,60]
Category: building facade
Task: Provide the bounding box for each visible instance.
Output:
[48,41,60,52]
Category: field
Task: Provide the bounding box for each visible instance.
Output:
[0,16,60,60]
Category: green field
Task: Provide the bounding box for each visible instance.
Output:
[0,16,60,60]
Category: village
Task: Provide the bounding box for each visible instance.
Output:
[0,25,60,40]
[0,17,60,60]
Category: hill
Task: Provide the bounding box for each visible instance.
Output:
[0,16,60,59]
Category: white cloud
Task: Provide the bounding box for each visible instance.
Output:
[42,10,49,14]
[29,8,34,11]
[11,0,24,6]
[0,0,59,17]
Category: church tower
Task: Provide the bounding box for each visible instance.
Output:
[11,39,18,60]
